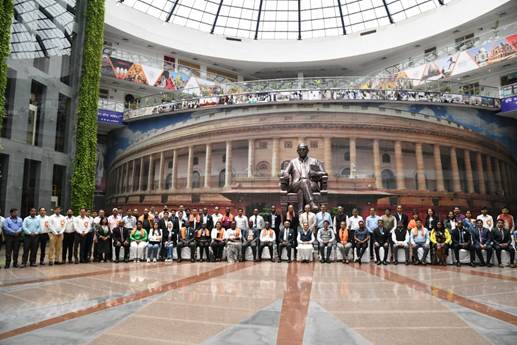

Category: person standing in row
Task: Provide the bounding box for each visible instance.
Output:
[21,208,40,268]
[48,206,66,265]
[365,208,381,261]
[73,208,92,264]
[62,209,75,264]
[38,208,50,265]
[3,208,23,269]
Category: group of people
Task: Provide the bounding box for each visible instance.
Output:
[1,204,515,269]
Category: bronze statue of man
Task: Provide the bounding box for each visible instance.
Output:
[281,143,328,214]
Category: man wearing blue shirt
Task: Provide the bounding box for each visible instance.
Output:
[3,208,23,268]
[21,208,41,267]
[365,207,381,260]
[315,204,333,230]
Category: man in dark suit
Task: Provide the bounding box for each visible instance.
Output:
[201,208,214,230]
[176,225,196,263]
[492,219,515,268]
[451,221,474,267]
[471,219,493,267]
[241,227,260,261]
[277,220,296,263]
[373,220,390,265]
[394,205,409,230]
[112,220,130,263]
[264,205,282,240]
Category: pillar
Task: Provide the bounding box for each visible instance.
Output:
[271,138,279,177]
[138,157,144,192]
[319,137,331,177]
[186,146,193,189]
[450,147,461,192]
[503,162,512,197]
[476,153,486,195]
[171,149,177,191]
[129,160,135,192]
[349,138,356,178]
[433,144,445,192]
[248,139,255,178]
[205,143,212,188]
[373,139,382,189]
[158,152,164,191]
[394,141,405,190]
[147,155,153,191]
[486,156,496,195]
[464,150,474,194]
[494,158,503,195]
[224,141,232,188]
[415,143,426,191]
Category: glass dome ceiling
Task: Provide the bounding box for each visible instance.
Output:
[118,0,451,40]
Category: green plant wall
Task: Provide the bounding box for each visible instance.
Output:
[71,0,105,210]
[0,0,14,133]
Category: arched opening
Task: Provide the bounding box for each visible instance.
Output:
[340,167,350,177]
[382,169,396,189]
[255,161,271,177]
[382,153,391,163]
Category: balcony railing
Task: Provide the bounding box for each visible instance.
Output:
[124,77,500,119]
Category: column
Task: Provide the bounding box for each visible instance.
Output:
[147,155,153,191]
[494,158,503,195]
[248,139,255,178]
[323,137,333,177]
[271,138,279,177]
[171,149,177,191]
[186,146,193,189]
[450,147,461,192]
[394,141,405,190]
[415,143,426,191]
[224,141,232,188]
[433,144,445,192]
[476,152,486,195]
[138,157,144,192]
[349,138,356,178]
[504,162,512,197]
[204,143,212,188]
[486,156,496,195]
[373,139,382,189]
[158,152,164,191]
[464,150,474,194]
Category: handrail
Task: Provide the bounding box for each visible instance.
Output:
[125,87,500,120]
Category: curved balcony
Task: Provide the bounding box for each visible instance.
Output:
[124,77,500,120]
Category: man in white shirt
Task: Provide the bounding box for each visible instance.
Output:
[249,208,265,231]
[62,208,75,264]
[234,208,249,232]
[122,209,137,231]
[108,208,122,231]
[48,206,66,265]
[298,204,316,231]
[259,222,276,262]
[73,208,92,264]
[477,207,494,231]
[93,209,105,225]
[37,207,51,265]
[225,221,242,263]
[175,205,189,222]
[346,208,364,232]
[315,204,333,230]
[211,206,223,226]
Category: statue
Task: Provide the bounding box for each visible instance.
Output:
[280,143,328,214]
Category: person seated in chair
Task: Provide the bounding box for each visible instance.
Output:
[354,221,369,264]
[410,220,430,265]
[112,220,130,263]
[241,225,259,262]
[472,219,493,267]
[297,223,315,263]
[196,223,212,262]
[317,220,335,263]
[336,221,353,264]
[373,219,390,265]
[162,220,177,262]
[225,221,242,263]
[259,222,276,262]
[451,221,474,267]
[492,219,515,268]
[177,225,196,263]
[277,220,296,263]
[430,221,451,266]
[130,222,148,263]
[210,221,226,262]
[392,221,409,265]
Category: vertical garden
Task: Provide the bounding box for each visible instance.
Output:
[0,0,14,132]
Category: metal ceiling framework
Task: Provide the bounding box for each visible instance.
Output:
[118,0,450,40]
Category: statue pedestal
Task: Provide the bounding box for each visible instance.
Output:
[280,192,327,213]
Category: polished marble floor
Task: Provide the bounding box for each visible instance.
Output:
[0,259,515,345]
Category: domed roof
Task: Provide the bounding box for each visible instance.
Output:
[119,0,450,40]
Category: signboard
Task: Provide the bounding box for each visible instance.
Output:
[501,96,517,113]
[98,109,124,124]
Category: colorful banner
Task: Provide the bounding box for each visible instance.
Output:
[98,109,124,124]
[396,33,517,83]
[501,96,517,113]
